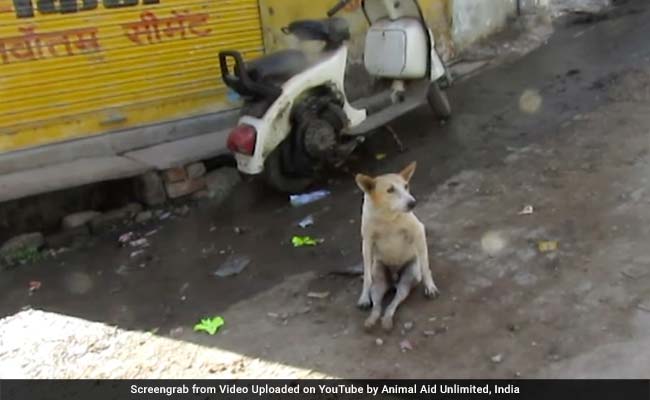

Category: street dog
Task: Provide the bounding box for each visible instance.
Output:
[355,162,439,331]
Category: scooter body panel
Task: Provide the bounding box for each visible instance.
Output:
[363,0,446,82]
[230,0,449,176]
[233,46,366,175]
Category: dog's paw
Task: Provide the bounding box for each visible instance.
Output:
[357,296,372,310]
[381,316,394,332]
[364,316,378,331]
[424,285,440,299]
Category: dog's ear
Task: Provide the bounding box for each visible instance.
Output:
[355,174,375,193]
[399,161,417,182]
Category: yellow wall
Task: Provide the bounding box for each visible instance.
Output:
[0,0,264,153]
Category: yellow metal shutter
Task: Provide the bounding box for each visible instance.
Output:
[0,0,264,153]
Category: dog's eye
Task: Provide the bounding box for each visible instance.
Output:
[387,186,395,193]
[404,184,409,190]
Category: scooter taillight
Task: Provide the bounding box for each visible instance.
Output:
[227,124,257,156]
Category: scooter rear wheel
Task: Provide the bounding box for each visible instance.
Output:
[427,82,452,120]
[262,146,314,194]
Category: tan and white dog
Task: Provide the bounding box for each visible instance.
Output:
[355,162,439,331]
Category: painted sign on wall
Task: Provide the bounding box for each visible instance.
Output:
[0,0,264,153]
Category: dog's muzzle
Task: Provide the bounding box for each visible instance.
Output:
[407,199,417,211]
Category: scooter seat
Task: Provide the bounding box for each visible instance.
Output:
[246,50,309,84]
[284,18,351,47]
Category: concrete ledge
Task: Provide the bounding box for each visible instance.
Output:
[123,128,230,170]
[0,157,149,203]
[0,111,237,202]
[0,127,231,202]
[0,110,238,176]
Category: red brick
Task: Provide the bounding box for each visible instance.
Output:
[162,167,187,183]
[165,177,206,199]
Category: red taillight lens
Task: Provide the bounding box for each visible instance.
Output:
[227,124,257,155]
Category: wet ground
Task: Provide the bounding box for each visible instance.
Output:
[2,0,650,378]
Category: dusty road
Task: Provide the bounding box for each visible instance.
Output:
[2,0,650,378]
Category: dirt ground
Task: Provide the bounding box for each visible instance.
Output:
[2,0,650,379]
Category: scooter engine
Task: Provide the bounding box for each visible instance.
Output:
[292,94,358,169]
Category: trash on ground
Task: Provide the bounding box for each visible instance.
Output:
[399,339,413,352]
[169,326,184,337]
[48,248,69,257]
[213,255,251,278]
[375,338,384,346]
[636,301,650,313]
[144,229,159,237]
[538,240,558,252]
[491,353,504,364]
[193,316,225,335]
[423,330,436,337]
[179,282,190,295]
[159,212,172,220]
[118,232,135,246]
[375,153,387,160]
[135,210,153,223]
[434,326,448,335]
[518,205,534,215]
[174,205,190,217]
[290,190,331,207]
[292,236,323,247]
[267,312,289,320]
[297,215,315,228]
[115,265,129,276]
[328,263,364,276]
[109,285,123,295]
[129,238,150,248]
[307,291,330,299]
[130,249,146,258]
[403,321,414,331]
[201,245,216,255]
[28,280,42,293]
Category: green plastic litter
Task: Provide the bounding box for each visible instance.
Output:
[193,316,225,335]
[292,236,323,247]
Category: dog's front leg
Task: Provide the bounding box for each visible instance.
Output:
[417,235,439,298]
[357,238,373,309]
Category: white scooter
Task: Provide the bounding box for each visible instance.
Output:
[219,0,452,193]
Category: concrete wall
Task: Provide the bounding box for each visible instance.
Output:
[451,0,518,50]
